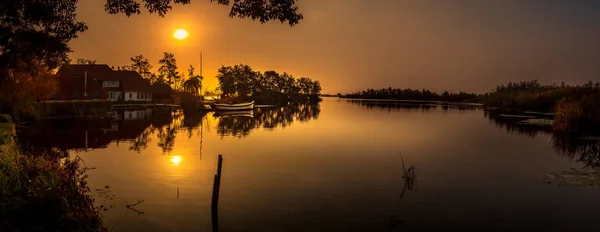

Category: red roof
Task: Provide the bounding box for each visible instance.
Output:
[57,64,114,76]
[57,64,151,92]
[56,74,108,100]
[112,70,152,92]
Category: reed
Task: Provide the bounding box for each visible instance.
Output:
[0,117,103,231]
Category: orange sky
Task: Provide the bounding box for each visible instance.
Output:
[69,0,600,94]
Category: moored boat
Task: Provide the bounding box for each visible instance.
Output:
[213,110,254,118]
[210,101,254,111]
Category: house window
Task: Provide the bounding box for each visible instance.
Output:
[137,92,140,99]
[102,81,119,88]
[129,93,132,99]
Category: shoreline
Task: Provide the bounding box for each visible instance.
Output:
[340,98,484,106]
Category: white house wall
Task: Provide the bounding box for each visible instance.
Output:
[124,92,152,102]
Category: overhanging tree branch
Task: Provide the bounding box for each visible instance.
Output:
[104,0,303,26]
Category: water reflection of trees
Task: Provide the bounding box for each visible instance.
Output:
[485,110,600,169]
[483,111,552,138]
[216,102,321,138]
[552,136,600,169]
[17,108,183,155]
[348,100,480,112]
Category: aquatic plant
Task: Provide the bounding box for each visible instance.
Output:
[0,117,104,231]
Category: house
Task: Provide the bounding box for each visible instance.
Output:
[112,70,153,102]
[52,73,109,100]
[57,64,153,102]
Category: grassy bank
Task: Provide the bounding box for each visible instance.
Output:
[484,80,600,133]
[0,114,104,231]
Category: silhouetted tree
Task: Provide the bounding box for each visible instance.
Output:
[0,0,87,112]
[158,52,182,90]
[216,64,321,100]
[76,58,96,65]
[309,80,322,96]
[262,70,280,92]
[216,65,236,97]
[104,0,303,26]
[343,88,478,102]
[126,54,155,83]
[183,65,203,96]
[297,77,312,95]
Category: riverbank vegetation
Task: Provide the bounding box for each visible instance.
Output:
[0,115,104,231]
[483,80,600,133]
[215,64,322,105]
[341,88,481,103]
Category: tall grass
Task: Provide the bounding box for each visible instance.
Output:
[0,116,104,231]
[553,93,600,134]
[484,80,600,112]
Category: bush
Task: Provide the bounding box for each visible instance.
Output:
[553,93,600,133]
[0,142,104,231]
[176,92,201,111]
[484,80,600,113]
[553,99,583,133]
[151,82,173,101]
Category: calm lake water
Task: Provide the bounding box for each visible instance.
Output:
[17,98,600,231]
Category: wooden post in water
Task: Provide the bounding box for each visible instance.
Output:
[211,154,223,232]
[211,154,223,207]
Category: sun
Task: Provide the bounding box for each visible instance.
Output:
[170,155,182,166]
[174,29,188,40]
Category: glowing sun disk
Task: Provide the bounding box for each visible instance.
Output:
[174,29,188,40]
[171,155,182,165]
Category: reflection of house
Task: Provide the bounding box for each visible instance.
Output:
[110,109,153,120]
[57,64,152,102]
[17,111,153,151]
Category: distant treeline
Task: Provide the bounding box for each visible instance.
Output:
[483,80,600,133]
[341,88,482,103]
[216,64,321,104]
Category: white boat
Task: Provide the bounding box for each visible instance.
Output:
[211,101,255,111]
[213,110,254,118]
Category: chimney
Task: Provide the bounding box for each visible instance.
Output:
[83,71,88,97]
[112,66,115,70]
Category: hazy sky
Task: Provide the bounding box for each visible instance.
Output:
[70,0,600,94]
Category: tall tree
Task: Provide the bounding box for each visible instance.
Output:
[0,0,87,112]
[262,70,280,92]
[309,81,322,96]
[76,58,97,64]
[183,65,203,95]
[157,52,181,90]
[216,65,236,97]
[104,0,303,26]
[233,64,257,97]
[280,72,297,94]
[127,54,155,83]
[297,77,312,95]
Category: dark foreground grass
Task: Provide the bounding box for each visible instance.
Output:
[0,114,104,232]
